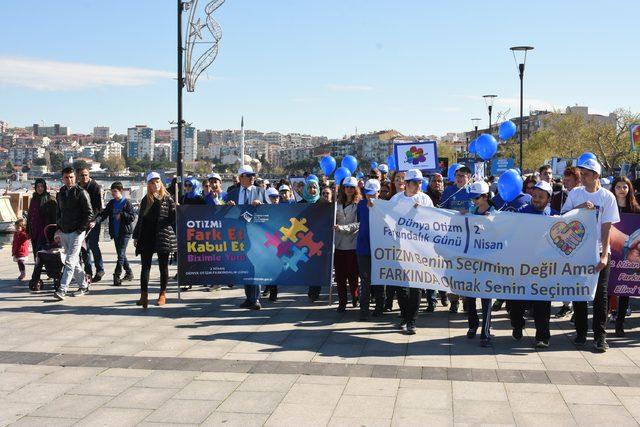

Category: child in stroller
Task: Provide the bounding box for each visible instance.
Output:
[29,224,87,292]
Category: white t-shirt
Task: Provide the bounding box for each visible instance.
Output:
[561,186,620,253]
[390,191,434,207]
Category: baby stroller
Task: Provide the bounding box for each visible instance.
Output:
[29,224,64,292]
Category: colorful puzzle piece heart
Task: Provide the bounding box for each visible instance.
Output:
[295,230,324,257]
[550,220,585,255]
[279,218,309,243]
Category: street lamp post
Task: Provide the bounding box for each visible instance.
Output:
[177,0,185,201]
[471,117,481,139]
[510,45,534,172]
[482,95,497,136]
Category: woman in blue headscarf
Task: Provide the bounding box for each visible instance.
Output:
[299,176,320,204]
[179,176,205,205]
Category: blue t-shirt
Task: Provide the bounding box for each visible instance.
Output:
[440,185,474,212]
[204,191,227,206]
[517,204,551,216]
[492,192,531,212]
[112,198,126,237]
[355,199,371,256]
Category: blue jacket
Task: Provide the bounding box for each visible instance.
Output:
[492,192,531,212]
[440,185,474,211]
[355,199,371,256]
[517,204,554,215]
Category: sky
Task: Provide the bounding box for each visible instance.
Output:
[1,0,639,138]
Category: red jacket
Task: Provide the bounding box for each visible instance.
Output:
[12,230,29,258]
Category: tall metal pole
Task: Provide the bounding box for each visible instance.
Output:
[177,0,184,201]
[240,116,245,166]
[519,63,525,172]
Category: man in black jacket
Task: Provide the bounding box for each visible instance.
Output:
[77,167,105,282]
[55,167,93,300]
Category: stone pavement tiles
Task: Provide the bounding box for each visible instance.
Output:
[2,245,640,424]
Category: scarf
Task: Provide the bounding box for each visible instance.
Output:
[303,179,320,203]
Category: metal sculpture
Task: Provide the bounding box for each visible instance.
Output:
[184,0,225,92]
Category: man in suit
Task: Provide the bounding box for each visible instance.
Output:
[224,165,267,309]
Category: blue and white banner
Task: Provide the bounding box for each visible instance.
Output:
[177,203,335,287]
[369,200,599,301]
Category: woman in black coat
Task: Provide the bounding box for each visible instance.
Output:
[132,173,177,308]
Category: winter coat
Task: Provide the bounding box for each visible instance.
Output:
[56,185,93,233]
[334,202,359,250]
[133,195,177,255]
[26,191,57,242]
[96,198,136,239]
[12,230,29,258]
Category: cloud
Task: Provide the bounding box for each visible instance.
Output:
[0,56,173,91]
[326,84,374,92]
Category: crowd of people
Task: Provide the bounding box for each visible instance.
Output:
[12,157,640,353]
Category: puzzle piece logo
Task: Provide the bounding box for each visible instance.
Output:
[262,216,325,272]
[405,146,426,165]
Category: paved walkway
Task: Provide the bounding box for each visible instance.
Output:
[1,244,640,426]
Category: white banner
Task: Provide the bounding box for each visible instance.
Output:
[370,200,600,301]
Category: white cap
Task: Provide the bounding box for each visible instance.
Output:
[468,181,490,198]
[278,184,291,192]
[533,180,553,196]
[364,179,381,195]
[146,172,161,182]
[404,168,423,182]
[238,165,255,176]
[378,164,389,173]
[266,187,279,198]
[343,176,358,187]
[208,173,222,181]
[264,179,270,185]
[578,158,602,176]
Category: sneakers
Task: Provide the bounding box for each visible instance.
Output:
[594,337,608,353]
[53,290,66,300]
[492,299,504,311]
[73,287,88,297]
[425,304,435,313]
[399,321,407,331]
[405,321,416,335]
[18,272,26,281]
[555,305,573,318]
[573,335,587,346]
[122,271,134,282]
[535,340,549,348]
[249,303,261,310]
[512,328,523,341]
[615,326,626,337]
[467,328,477,339]
[91,271,104,283]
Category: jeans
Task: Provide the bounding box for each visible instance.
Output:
[616,296,630,329]
[244,285,260,304]
[334,249,359,307]
[358,255,384,315]
[140,251,169,293]
[113,234,132,277]
[467,297,493,340]
[574,255,610,341]
[59,231,87,293]
[84,224,104,275]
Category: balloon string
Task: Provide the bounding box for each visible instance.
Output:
[437,184,470,208]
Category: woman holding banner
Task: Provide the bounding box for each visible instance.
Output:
[466,180,494,347]
[300,176,323,302]
[133,172,177,308]
[610,176,640,337]
[333,177,361,312]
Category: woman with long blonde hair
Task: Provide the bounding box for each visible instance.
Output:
[132,172,177,308]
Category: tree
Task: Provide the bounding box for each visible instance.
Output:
[33,157,47,166]
[49,151,64,172]
[73,159,90,171]
[5,161,14,173]
[102,156,126,173]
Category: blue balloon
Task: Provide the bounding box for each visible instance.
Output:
[341,155,358,174]
[370,162,378,169]
[387,155,396,172]
[447,163,461,182]
[476,134,498,161]
[334,166,351,186]
[577,152,597,166]
[468,139,477,154]
[319,156,336,176]
[421,177,429,192]
[497,169,523,203]
[306,174,318,183]
[498,121,517,140]
[356,171,364,179]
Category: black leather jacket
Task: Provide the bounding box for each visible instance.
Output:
[56,185,93,233]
